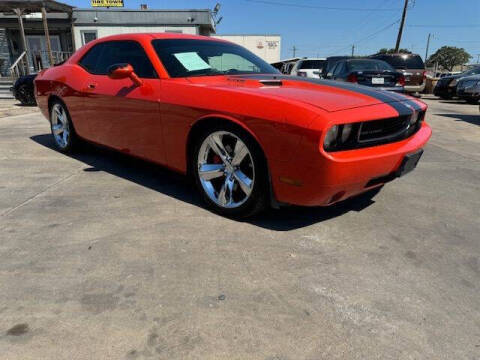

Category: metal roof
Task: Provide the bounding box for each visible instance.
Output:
[0,0,73,13]
[72,8,215,30]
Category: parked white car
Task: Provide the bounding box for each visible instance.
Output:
[290,58,327,78]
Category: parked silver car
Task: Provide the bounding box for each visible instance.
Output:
[456,75,480,104]
[290,58,327,78]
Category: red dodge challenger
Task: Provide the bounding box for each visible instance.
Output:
[35,33,431,217]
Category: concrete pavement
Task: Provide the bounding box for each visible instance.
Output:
[0,97,479,359]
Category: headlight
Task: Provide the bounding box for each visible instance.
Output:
[324,124,357,151]
[409,111,420,126]
[324,125,339,149]
[449,79,457,87]
[341,124,353,142]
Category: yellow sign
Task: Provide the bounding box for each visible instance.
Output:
[91,0,124,7]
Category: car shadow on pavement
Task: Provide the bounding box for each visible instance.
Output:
[435,113,480,126]
[30,134,380,231]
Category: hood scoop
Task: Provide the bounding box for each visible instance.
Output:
[259,79,283,87]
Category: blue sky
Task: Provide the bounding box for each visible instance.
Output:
[65,0,480,62]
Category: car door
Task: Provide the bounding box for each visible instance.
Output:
[78,40,165,164]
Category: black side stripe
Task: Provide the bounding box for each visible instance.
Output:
[236,74,422,116]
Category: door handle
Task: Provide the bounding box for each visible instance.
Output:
[88,83,96,89]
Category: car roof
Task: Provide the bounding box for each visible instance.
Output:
[372,53,421,57]
[299,58,327,61]
[91,32,230,43]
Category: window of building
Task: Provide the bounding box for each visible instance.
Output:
[81,31,98,46]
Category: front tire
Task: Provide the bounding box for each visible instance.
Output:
[192,124,268,218]
[50,100,78,153]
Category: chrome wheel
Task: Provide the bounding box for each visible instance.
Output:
[51,103,70,149]
[197,131,255,209]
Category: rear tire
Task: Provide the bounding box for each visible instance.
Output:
[49,100,78,153]
[191,123,268,218]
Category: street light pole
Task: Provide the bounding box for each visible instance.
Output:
[425,33,431,61]
[395,0,409,52]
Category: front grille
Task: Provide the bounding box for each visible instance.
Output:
[358,115,410,143]
[325,111,425,152]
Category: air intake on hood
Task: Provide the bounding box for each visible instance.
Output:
[259,79,283,87]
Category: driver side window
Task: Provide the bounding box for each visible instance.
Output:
[79,41,157,79]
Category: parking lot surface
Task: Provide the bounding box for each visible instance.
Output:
[0,98,479,359]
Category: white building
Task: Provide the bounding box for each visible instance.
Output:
[213,34,281,63]
[73,8,216,50]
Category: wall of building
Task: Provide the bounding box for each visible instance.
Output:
[213,35,281,63]
[73,25,199,50]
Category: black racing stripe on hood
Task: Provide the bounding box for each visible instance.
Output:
[236,74,420,116]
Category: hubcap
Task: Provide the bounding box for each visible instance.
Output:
[197,131,255,209]
[51,103,69,148]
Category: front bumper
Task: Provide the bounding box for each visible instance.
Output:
[271,122,432,206]
[457,88,479,100]
[404,82,425,93]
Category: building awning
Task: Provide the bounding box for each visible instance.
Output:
[0,0,74,14]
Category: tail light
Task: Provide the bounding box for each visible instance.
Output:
[422,70,426,83]
[347,73,357,83]
[397,74,406,87]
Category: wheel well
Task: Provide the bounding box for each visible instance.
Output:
[186,117,259,174]
[48,95,63,114]
[186,117,280,208]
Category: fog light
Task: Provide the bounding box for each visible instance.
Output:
[341,124,353,142]
[324,125,339,149]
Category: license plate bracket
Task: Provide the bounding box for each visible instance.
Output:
[396,149,424,177]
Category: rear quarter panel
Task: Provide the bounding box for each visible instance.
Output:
[35,64,85,123]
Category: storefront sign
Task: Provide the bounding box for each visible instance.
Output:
[91,0,124,7]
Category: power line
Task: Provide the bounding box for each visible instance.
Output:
[327,19,400,56]
[243,0,400,12]
[408,24,480,28]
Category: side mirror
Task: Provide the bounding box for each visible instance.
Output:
[326,72,333,79]
[108,63,143,87]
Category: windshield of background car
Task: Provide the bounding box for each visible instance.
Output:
[152,39,279,77]
[347,60,395,72]
[378,55,425,69]
[463,67,480,76]
[300,60,326,70]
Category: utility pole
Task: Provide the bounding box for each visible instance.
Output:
[477,54,480,64]
[292,45,297,58]
[425,33,431,61]
[395,0,409,52]
[351,44,355,57]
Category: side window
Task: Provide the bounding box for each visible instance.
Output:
[78,42,104,73]
[79,41,157,79]
[332,62,342,76]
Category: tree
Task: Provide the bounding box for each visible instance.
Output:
[377,48,412,54]
[426,46,471,71]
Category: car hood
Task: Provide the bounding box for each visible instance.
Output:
[186,74,410,112]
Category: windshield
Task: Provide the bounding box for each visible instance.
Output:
[152,39,279,78]
[463,67,480,76]
[300,60,326,70]
[347,60,395,72]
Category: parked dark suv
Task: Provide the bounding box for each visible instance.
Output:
[369,53,426,94]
